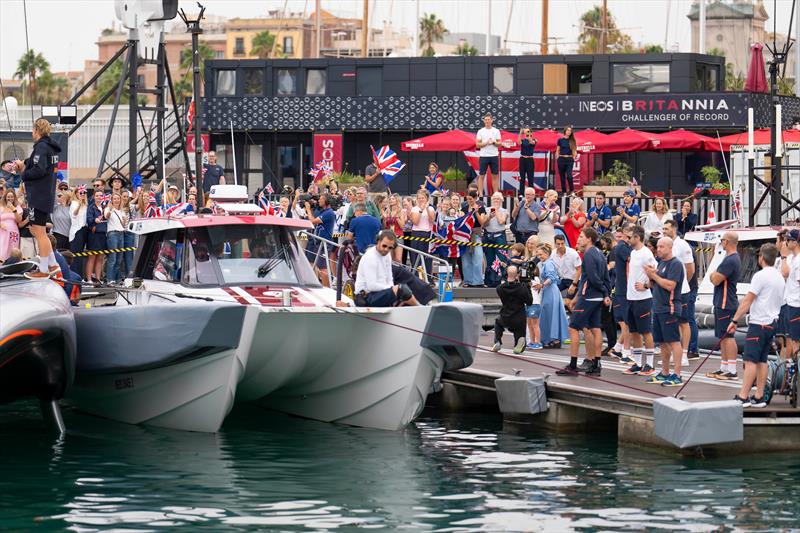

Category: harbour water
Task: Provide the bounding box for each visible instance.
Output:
[1,403,798,531]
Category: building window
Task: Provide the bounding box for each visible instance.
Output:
[215,50,225,59]
[492,66,514,94]
[612,63,670,93]
[277,69,297,96]
[137,74,145,87]
[283,36,294,55]
[306,69,326,95]
[234,37,245,56]
[244,68,264,95]
[357,67,382,96]
[694,63,720,91]
[215,70,236,96]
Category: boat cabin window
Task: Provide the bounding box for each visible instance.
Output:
[185,225,320,287]
[139,229,185,282]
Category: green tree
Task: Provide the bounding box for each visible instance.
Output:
[89,58,146,105]
[175,44,215,99]
[454,41,478,56]
[643,44,663,53]
[250,30,282,59]
[577,7,634,54]
[14,49,50,104]
[419,13,448,57]
[37,70,70,103]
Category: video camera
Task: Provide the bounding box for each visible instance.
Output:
[517,258,538,284]
[299,193,343,211]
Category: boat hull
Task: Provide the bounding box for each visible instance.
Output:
[237,302,482,431]
[70,302,250,432]
[0,279,75,405]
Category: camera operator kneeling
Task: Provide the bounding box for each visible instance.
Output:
[354,230,419,307]
[492,265,533,354]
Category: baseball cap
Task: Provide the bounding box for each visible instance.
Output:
[623,189,636,197]
[168,184,180,192]
[788,229,800,241]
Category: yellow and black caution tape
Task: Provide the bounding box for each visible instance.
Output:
[72,247,137,257]
[400,234,514,249]
[695,246,717,253]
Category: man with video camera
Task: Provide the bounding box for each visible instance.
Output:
[491,264,533,354]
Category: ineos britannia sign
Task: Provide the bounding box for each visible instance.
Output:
[568,93,748,128]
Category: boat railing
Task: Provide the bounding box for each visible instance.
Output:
[299,231,450,290]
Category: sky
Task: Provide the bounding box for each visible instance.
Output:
[1,0,798,80]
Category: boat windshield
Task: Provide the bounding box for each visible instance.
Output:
[185,225,320,287]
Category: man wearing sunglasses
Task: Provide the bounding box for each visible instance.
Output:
[354,230,418,307]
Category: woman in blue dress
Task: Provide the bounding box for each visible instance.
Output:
[535,242,569,349]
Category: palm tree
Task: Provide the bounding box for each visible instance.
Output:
[419,13,447,57]
[177,44,216,98]
[14,50,50,103]
[454,41,478,56]
[37,70,70,104]
[250,31,282,59]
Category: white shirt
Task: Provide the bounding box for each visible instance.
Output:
[104,207,129,233]
[531,276,542,305]
[672,236,694,295]
[641,211,673,238]
[354,246,394,294]
[411,205,434,232]
[627,246,657,301]
[749,266,785,325]
[552,247,581,281]
[785,253,800,307]
[69,201,87,241]
[477,127,501,157]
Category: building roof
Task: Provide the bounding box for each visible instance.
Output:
[687,0,769,21]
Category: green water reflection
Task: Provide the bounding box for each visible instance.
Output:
[0,402,798,530]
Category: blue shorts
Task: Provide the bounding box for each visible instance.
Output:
[743,322,776,364]
[526,304,542,319]
[788,306,800,341]
[569,299,603,330]
[612,294,629,323]
[678,294,691,323]
[479,156,499,175]
[778,305,790,336]
[627,298,653,334]
[653,312,681,344]
[714,307,735,339]
[364,287,397,307]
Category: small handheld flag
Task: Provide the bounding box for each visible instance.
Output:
[308,160,333,183]
[371,145,406,184]
[265,182,275,194]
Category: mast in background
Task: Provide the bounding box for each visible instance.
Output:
[361,0,369,57]
[699,0,706,54]
[541,0,549,54]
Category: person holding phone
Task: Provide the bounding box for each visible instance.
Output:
[518,128,538,190]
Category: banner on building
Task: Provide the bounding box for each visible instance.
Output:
[463,151,550,193]
[313,133,343,173]
[568,93,748,129]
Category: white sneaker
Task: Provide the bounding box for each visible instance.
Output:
[490,342,501,352]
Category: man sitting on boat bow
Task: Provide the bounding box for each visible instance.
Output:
[354,230,419,307]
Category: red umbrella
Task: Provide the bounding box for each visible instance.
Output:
[710,129,800,151]
[745,43,768,93]
[573,129,610,152]
[655,129,715,151]
[401,130,477,152]
[526,129,563,151]
[602,129,657,152]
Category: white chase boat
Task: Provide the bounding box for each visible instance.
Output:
[90,186,480,431]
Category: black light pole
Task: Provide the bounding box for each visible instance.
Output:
[129,37,138,178]
[180,3,206,208]
[768,58,783,226]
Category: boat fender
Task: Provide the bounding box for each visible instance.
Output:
[653,397,743,449]
[494,376,547,415]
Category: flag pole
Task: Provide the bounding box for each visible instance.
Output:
[230,120,238,185]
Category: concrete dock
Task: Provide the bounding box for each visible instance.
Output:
[432,333,800,456]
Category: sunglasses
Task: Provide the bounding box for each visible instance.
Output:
[380,244,396,250]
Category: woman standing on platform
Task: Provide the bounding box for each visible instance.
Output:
[86,189,108,282]
[556,126,577,194]
[518,128,537,190]
[537,189,560,246]
[408,189,436,279]
[536,243,569,349]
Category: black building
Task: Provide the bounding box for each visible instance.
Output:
[203,53,800,195]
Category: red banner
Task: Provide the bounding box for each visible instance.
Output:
[186,133,210,153]
[312,133,343,173]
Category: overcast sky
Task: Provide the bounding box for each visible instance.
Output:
[1,0,797,80]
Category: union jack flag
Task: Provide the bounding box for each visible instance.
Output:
[258,193,276,215]
[491,256,502,274]
[308,160,333,183]
[441,188,450,198]
[370,145,405,184]
[429,212,474,258]
[144,192,162,218]
[164,202,191,217]
[265,182,274,194]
